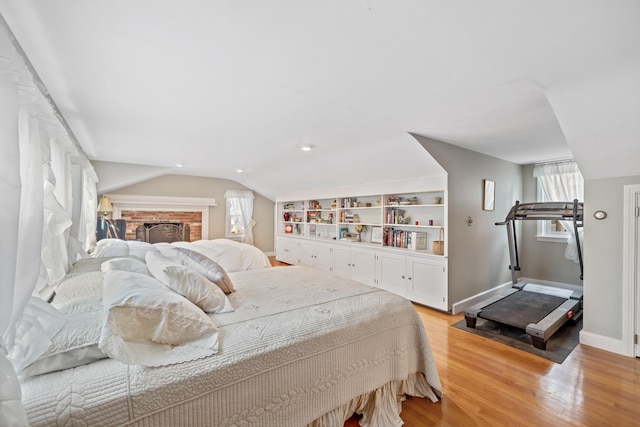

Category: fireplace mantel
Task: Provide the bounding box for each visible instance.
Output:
[107,194,216,240]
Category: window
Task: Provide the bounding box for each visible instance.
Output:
[224,190,255,245]
[533,160,584,263]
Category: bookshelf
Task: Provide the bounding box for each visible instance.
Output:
[275,189,449,310]
[277,191,446,255]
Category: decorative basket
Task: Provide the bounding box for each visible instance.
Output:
[432,227,445,255]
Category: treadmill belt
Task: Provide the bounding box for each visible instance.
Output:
[479,290,567,330]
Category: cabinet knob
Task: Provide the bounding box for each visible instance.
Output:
[401,275,405,279]
[408,277,412,280]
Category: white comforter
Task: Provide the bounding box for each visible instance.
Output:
[21,266,441,427]
[170,238,271,272]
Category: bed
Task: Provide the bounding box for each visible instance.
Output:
[19,239,442,426]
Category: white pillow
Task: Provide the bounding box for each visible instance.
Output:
[101,256,150,276]
[125,240,160,260]
[153,243,181,263]
[52,271,104,306]
[174,247,236,294]
[68,257,113,275]
[93,239,129,258]
[145,251,234,313]
[21,296,107,377]
[99,270,219,366]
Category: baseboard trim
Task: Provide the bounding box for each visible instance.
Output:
[451,281,513,315]
[579,330,629,357]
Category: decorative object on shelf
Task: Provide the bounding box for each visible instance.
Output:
[307,211,321,223]
[283,212,290,221]
[355,224,367,242]
[432,227,445,255]
[353,214,360,223]
[483,179,495,211]
[331,200,337,209]
[339,228,348,239]
[398,213,411,224]
[285,224,293,234]
[370,226,382,243]
[431,197,442,204]
[386,196,401,205]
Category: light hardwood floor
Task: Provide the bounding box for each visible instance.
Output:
[268,259,640,426]
[348,304,640,426]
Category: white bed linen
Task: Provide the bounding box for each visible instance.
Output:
[21,266,441,427]
[169,238,271,272]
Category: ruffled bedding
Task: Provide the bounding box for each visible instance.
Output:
[21,261,442,426]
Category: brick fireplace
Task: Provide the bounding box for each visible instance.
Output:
[107,195,217,242]
[121,210,201,242]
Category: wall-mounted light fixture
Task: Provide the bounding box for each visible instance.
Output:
[97,195,113,220]
[593,210,607,220]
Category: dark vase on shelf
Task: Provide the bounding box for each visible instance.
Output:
[283,212,290,221]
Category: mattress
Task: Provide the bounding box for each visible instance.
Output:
[21,266,441,426]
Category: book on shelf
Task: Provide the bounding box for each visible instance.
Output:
[383,229,426,250]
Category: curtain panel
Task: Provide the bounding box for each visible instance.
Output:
[533,160,584,263]
[224,190,256,246]
[0,18,98,426]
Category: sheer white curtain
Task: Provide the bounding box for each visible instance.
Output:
[0,34,29,424]
[224,190,256,245]
[0,19,95,425]
[533,160,584,262]
[79,159,99,252]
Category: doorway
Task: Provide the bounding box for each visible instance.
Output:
[622,184,640,357]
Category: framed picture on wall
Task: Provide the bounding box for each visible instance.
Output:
[483,179,495,211]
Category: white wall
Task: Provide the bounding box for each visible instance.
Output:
[582,175,640,349]
[413,134,522,307]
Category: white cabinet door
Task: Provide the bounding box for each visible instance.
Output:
[332,245,354,278]
[375,251,407,297]
[275,237,302,265]
[406,255,447,310]
[351,248,377,286]
[300,241,334,273]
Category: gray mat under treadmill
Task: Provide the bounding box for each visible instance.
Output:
[479,290,567,330]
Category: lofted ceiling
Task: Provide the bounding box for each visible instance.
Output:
[1,1,638,200]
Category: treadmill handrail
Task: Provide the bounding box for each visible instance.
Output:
[497,199,583,283]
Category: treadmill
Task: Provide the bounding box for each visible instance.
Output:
[464,200,584,350]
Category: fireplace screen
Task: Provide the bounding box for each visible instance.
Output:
[136,222,190,244]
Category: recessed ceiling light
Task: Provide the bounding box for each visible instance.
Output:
[236,168,244,173]
[175,163,184,168]
[297,144,314,151]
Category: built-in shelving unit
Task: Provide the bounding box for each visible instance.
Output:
[274,187,449,311]
[277,191,446,255]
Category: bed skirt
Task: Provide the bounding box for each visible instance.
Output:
[308,372,440,427]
